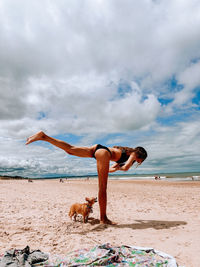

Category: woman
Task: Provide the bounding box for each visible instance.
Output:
[26,131,147,224]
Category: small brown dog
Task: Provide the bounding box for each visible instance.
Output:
[69,197,97,223]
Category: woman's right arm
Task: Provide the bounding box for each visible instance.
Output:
[109,162,120,173]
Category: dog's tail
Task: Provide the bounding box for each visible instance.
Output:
[68,209,72,217]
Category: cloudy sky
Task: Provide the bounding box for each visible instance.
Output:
[0,0,200,177]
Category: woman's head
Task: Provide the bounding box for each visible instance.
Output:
[113,145,147,163]
[134,146,147,163]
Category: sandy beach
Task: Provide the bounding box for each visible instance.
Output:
[0,178,200,266]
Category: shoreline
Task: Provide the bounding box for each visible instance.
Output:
[1,171,200,181]
[1,176,200,183]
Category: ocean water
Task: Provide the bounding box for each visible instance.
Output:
[108,172,200,181]
[38,172,200,181]
[109,176,199,181]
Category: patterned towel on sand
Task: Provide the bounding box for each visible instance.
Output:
[46,243,178,266]
[0,243,178,266]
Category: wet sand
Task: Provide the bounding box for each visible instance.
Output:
[0,178,200,266]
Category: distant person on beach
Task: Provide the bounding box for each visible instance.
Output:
[26,131,147,224]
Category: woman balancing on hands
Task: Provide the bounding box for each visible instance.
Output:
[26,131,147,224]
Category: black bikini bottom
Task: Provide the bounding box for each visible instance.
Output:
[93,144,112,158]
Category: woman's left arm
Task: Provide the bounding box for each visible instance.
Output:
[118,154,135,172]
[109,162,120,173]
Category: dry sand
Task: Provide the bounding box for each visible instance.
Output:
[0,178,200,266]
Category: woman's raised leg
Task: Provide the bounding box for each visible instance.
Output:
[26,131,94,158]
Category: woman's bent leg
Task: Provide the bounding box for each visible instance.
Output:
[95,150,116,224]
[26,131,95,158]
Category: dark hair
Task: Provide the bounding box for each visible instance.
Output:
[113,146,147,162]
[134,146,148,161]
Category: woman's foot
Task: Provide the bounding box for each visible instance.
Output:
[26,131,45,145]
[100,216,117,225]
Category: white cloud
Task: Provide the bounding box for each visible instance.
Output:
[0,73,161,138]
[172,88,194,106]
[1,0,200,83]
[167,60,200,107]
[142,117,200,172]
[178,61,200,90]
[0,0,200,176]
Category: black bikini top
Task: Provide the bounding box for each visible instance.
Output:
[116,149,130,164]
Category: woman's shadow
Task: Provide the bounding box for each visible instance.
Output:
[78,218,187,234]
